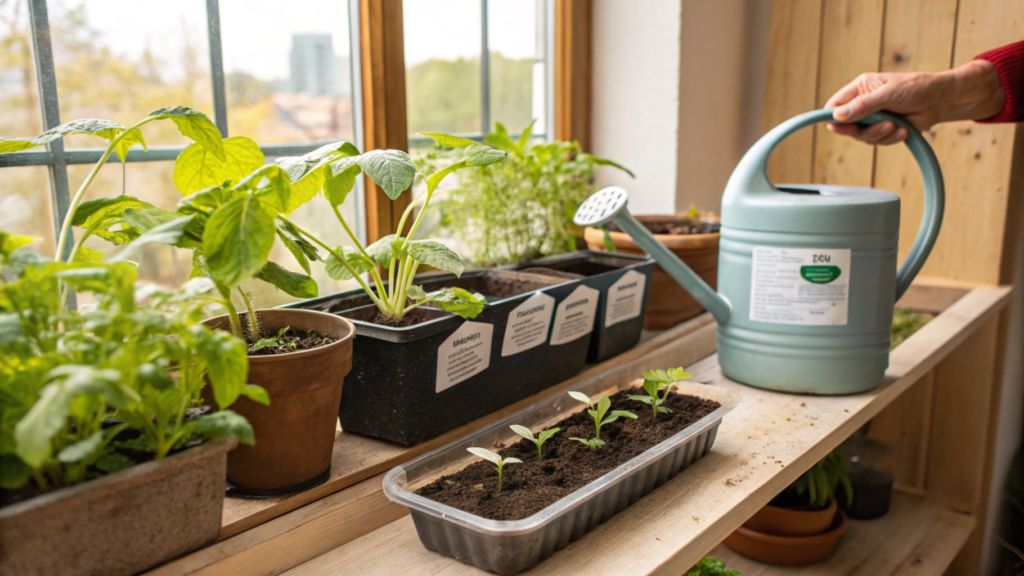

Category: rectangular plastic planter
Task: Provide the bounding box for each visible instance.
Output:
[382,379,740,575]
[284,269,595,446]
[512,251,655,363]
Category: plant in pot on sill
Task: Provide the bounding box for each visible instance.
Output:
[585,204,721,329]
[723,450,852,566]
[685,557,741,576]
[0,233,260,576]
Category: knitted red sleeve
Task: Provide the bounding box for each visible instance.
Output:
[974,40,1024,123]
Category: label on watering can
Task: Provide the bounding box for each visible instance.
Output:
[436,321,494,393]
[749,247,850,325]
[501,292,555,357]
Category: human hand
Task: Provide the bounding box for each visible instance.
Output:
[825,59,1004,145]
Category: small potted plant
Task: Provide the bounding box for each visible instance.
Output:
[585,205,720,329]
[685,557,741,576]
[723,450,851,566]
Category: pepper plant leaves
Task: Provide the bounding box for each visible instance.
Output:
[123,204,204,248]
[366,233,397,265]
[356,149,417,200]
[173,136,264,195]
[146,106,225,160]
[324,158,361,207]
[324,246,375,280]
[420,132,477,148]
[430,287,486,319]
[255,261,318,298]
[202,196,277,287]
[72,246,104,263]
[277,141,361,206]
[0,232,34,257]
[106,215,197,263]
[0,118,147,161]
[71,196,146,246]
[407,240,465,276]
[275,219,319,275]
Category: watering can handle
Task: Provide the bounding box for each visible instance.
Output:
[728,108,944,301]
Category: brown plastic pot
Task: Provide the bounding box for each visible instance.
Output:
[742,498,838,536]
[203,308,355,496]
[584,215,719,329]
[0,438,234,576]
[723,508,846,566]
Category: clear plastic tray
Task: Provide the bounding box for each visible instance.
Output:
[382,375,741,575]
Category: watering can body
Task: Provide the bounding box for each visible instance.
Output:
[576,109,943,394]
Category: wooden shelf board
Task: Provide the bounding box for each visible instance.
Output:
[709,491,975,575]
[277,285,1010,576]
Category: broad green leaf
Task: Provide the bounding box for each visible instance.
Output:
[277,141,360,184]
[420,132,477,148]
[232,164,293,214]
[106,215,197,263]
[483,122,514,151]
[597,396,611,420]
[186,410,255,446]
[366,233,397,265]
[467,446,502,465]
[241,384,270,406]
[325,246,375,281]
[275,219,320,275]
[324,160,361,207]
[147,106,225,160]
[202,197,276,287]
[73,196,144,228]
[193,325,248,408]
[426,159,468,193]
[0,454,31,489]
[179,183,234,213]
[537,427,560,443]
[0,232,35,258]
[463,143,507,167]
[113,128,148,162]
[430,287,485,319]
[407,240,465,276]
[57,429,104,463]
[73,245,104,263]
[510,424,535,441]
[356,149,417,200]
[255,261,318,298]
[123,204,203,248]
[56,264,138,305]
[568,391,592,405]
[0,118,140,156]
[406,284,427,301]
[173,136,264,195]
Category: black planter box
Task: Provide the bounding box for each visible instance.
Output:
[284,269,595,445]
[512,251,655,363]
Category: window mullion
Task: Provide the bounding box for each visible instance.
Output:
[205,0,229,137]
[480,0,490,136]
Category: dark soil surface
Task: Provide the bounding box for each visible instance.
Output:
[517,267,587,280]
[607,218,720,235]
[247,328,335,355]
[415,388,721,521]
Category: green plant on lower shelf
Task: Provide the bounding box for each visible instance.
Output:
[249,327,297,354]
[466,447,521,492]
[628,367,692,419]
[0,233,263,495]
[792,450,854,509]
[891,308,931,349]
[510,425,560,460]
[685,557,741,576]
[568,391,636,449]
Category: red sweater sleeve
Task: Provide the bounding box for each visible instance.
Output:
[974,40,1024,123]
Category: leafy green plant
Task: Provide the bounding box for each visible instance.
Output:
[792,450,853,509]
[567,391,636,449]
[628,367,692,419]
[891,308,930,349]
[466,447,521,492]
[510,425,560,460]
[685,557,741,576]
[249,327,297,354]
[0,233,263,494]
[433,121,633,265]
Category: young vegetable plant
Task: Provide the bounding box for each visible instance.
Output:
[466,447,521,492]
[792,450,854,509]
[567,391,636,449]
[510,425,560,460]
[628,367,692,419]
[249,327,297,354]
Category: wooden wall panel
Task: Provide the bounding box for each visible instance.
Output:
[868,370,935,493]
[762,0,823,184]
[811,0,885,187]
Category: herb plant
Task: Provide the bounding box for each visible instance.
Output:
[628,367,692,419]
[434,121,633,265]
[510,425,560,460]
[466,447,521,492]
[792,450,853,509]
[685,557,741,576]
[567,391,636,449]
[249,327,297,354]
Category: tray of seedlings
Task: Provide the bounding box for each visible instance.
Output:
[383,367,740,575]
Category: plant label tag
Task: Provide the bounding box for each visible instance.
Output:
[605,270,647,327]
[749,247,851,325]
[501,292,555,357]
[436,321,494,393]
[550,285,599,346]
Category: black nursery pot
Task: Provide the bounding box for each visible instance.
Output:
[838,461,893,519]
[284,269,595,446]
[512,251,655,362]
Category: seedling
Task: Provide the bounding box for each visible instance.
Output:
[510,425,560,460]
[567,391,636,449]
[249,326,297,354]
[628,367,692,419]
[467,447,521,492]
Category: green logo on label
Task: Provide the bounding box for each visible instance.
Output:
[800,265,841,284]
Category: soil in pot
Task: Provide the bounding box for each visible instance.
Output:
[416,389,720,520]
[606,216,720,235]
[838,461,892,519]
[342,305,448,328]
[247,327,336,355]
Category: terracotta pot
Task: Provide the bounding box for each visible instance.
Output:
[204,309,355,495]
[584,216,719,329]
[742,498,838,536]
[0,438,234,576]
[723,508,846,566]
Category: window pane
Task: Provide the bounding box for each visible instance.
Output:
[404,0,482,137]
[47,1,214,149]
[0,167,55,256]
[0,1,44,141]
[220,0,356,144]
[487,0,544,136]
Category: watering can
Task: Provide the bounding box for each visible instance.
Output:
[574,109,943,394]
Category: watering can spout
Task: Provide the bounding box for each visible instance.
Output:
[573,187,732,324]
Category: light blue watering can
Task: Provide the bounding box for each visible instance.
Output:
[574,109,943,394]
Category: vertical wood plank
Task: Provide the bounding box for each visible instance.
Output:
[812,0,886,187]
[761,0,824,184]
[868,370,935,492]
[555,0,591,149]
[360,0,411,243]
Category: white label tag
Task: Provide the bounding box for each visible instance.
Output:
[501,292,555,357]
[436,321,493,393]
[550,285,599,346]
[605,270,646,327]
[750,247,851,325]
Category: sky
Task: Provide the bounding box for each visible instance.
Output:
[47,0,540,81]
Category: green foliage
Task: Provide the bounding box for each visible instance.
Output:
[891,308,930,349]
[685,557,741,576]
[0,118,147,161]
[173,136,264,195]
[567,391,636,447]
[510,425,560,460]
[628,367,692,419]
[467,447,521,493]
[432,121,633,265]
[792,450,854,509]
[249,326,297,354]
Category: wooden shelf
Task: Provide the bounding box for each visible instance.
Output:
[709,491,975,575]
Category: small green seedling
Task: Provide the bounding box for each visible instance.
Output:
[510,425,560,460]
[467,447,521,492]
[248,326,297,353]
[628,367,692,419]
[567,391,636,449]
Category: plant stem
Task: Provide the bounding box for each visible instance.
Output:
[214,281,245,339]
[329,203,390,300]
[237,286,261,341]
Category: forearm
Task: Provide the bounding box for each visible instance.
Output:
[932,59,1005,123]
